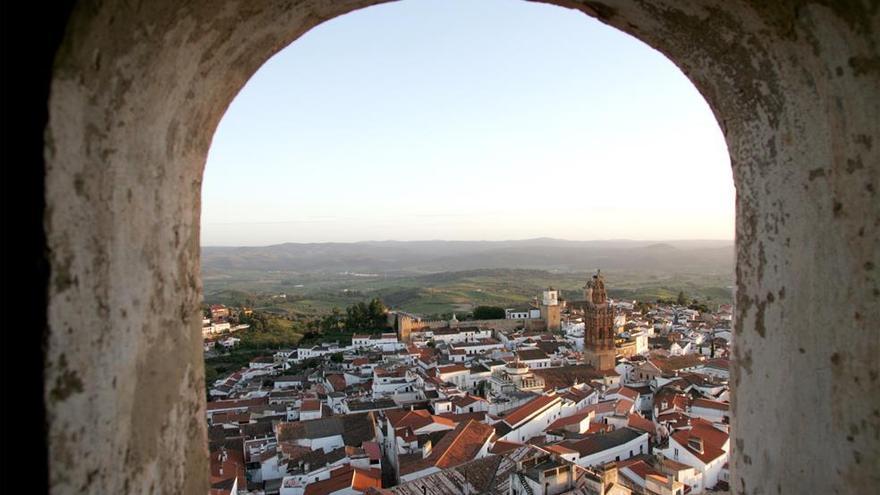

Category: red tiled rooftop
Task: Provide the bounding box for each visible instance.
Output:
[607,386,640,401]
[301,399,321,412]
[545,444,580,456]
[671,430,726,464]
[437,364,468,374]
[209,448,246,488]
[620,459,667,483]
[303,464,381,495]
[545,409,594,432]
[437,411,488,424]
[399,420,494,475]
[386,409,454,431]
[362,441,381,461]
[614,398,635,416]
[489,439,523,454]
[502,394,559,427]
[207,397,268,411]
[692,398,729,411]
[627,413,656,435]
[688,419,729,447]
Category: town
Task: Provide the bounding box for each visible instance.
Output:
[203,272,733,495]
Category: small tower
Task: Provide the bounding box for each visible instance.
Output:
[540,287,561,331]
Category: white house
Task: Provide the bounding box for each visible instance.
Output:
[495,394,567,443]
[657,420,730,492]
[561,427,650,468]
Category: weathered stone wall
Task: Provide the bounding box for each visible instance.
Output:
[43,1,877,493]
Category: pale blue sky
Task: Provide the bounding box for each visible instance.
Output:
[202,0,733,246]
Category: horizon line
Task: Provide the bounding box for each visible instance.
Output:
[201,237,736,248]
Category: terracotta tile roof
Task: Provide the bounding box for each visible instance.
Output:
[301,399,321,412]
[399,420,494,476]
[688,419,730,447]
[207,397,268,411]
[657,412,691,429]
[654,390,691,413]
[670,430,726,465]
[545,444,580,456]
[501,394,559,427]
[375,367,407,377]
[437,411,488,423]
[489,439,524,454]
[386,409,455,431]
[451,394,485,409]
[211,412,251,424]
[533,365,618,389]
[303,464,382,495]
[363,441,382,461]
[437,364,468,374]
[650,354,705,374]
[607,386,640,401]
[583,400,619,417]
[585,423,614,434]
[561,386,595,404]
[209,448,246,489]
[614,398,635,416]
[516,349,549,361]
[691,398,729,411]
[627,413,656,436]
[704,358,731,369]
[619,459,667,483]
[544,409,594,432]
[326,374,347,392]
[660,457,695,472]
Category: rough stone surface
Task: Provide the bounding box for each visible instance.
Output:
[43,1,878,493]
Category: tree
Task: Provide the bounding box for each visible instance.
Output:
[204,365,218,386]
[344,298,389,331]
[676,291,687,305]
[472,306,505,320]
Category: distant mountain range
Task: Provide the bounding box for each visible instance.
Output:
[201,238,734,275]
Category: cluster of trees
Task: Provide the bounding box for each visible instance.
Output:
[306,298,391,334]
[345,298,390,330]
[652,291,712,313]
[472,305,506,320]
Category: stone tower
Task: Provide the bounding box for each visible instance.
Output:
[583,271,616,370]
[540,287,561,331]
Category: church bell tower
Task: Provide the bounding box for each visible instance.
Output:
[583,271,617,370]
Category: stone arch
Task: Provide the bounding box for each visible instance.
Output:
[42,1,877,493]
